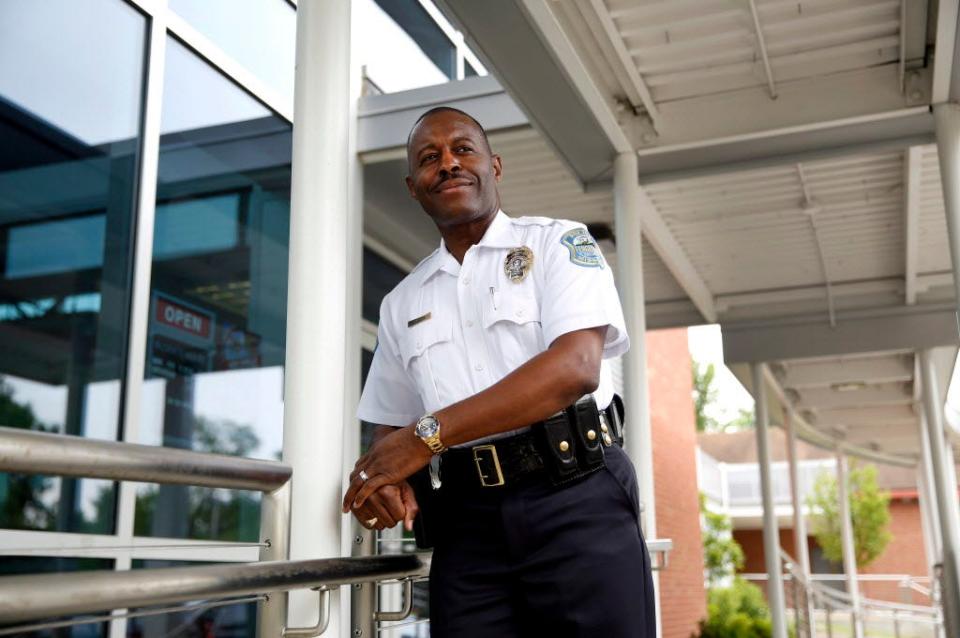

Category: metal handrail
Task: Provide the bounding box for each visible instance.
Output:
[0,425,291,491]
[0,554,429,625]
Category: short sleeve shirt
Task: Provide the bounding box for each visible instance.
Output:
[357,211,630,444]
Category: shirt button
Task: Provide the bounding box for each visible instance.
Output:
[416,341,422,349]
[475,363,484,371]
[465,320,474,327]
[515,309,524,317]
[461,276,471,285]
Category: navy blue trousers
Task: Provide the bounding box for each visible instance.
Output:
[428,445,656,637]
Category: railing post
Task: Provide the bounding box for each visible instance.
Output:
[836,452,864,638]
[919,348,960,638]
[350,524,377,638]
[751,363,788,638]
[258,482,292,638]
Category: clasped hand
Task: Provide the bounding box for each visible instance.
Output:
[341,425,432,531]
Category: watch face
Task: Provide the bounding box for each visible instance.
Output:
[416,415,439,438]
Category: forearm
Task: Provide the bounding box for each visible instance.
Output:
[434,327,605,448]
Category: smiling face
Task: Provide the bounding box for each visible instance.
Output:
[405,109,502,229]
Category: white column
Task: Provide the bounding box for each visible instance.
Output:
[919,349,960,638]
[785,413,816,637]
[919,415,944,583]
[751,363,788,638]
[835,452,864,638]
[934,103,960,319]
[285,0,353,634]
[613,151,660,638]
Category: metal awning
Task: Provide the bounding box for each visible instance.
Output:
[355,1,960,466]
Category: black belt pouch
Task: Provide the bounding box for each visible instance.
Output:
[572,400,605,469]
[406,467,437,549]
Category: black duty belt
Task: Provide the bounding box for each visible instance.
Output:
[437,396,624,491]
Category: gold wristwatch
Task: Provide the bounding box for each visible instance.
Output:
[414,414,446,454]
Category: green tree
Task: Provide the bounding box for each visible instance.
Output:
[806,462,891,567]
[693,360,755,432]
[134,417,262,541]
[0,377,57,530]
[701,494,745,587]
[693,360,720,432]
[697,578,773,638]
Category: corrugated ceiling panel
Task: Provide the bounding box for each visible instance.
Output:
[646,151,904,295]
[603,0,901,103]
[918,144,951,274]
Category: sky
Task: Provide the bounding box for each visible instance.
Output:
[687,324,755,426]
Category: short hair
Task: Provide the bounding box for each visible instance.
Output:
[406,106,492,155]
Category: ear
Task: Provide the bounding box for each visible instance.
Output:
[492,155,503,183]
[405,175,416,199]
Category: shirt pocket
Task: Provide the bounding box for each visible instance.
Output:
[482,294,545,371]
[397,314,454,409]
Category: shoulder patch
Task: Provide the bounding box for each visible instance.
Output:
[560,227,603,269]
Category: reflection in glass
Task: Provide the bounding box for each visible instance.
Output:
[135,38,290,542]
[0,556,112,637]
[127,560,255,638]
[169,0,296,102]
[362,248,407,324]
[356,0,451,93]
[0,0,145,533]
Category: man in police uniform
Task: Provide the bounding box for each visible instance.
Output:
[342,107,655,637]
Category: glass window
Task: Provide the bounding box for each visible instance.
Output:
[0,0,146,533]
[127,560,256,638]
[0,556,113,637]
[465,60,478,77]
[135,38,291,542]
[169,0,296,102]
[362,248,408,324]
[356,0,451,93]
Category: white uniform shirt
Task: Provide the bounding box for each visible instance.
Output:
[358,211,629,444]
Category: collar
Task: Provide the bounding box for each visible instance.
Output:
[417,210,520,285]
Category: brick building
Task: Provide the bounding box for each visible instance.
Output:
[699,429,932,606]
[647,328,708,638]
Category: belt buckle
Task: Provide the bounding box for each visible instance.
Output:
[472,444,505,487]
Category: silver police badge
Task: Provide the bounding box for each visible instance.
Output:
[504,246,534,282]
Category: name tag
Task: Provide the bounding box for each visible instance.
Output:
[407,312,432,328]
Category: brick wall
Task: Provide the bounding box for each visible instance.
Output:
[861,497,931,604]
[648,328,707,638]
[733,498,931,605]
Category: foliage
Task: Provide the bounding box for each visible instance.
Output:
[806,462,892,567]
[701,494,744,587]
[692,360,756,432]
[135,417,262,541]
[0,378,57,529]
[696,578,772,638]
[693,361,719,432]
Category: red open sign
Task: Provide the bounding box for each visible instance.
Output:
[156,298,211,338]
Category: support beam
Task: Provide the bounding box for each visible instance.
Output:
[284,0,352,634]
[784,413,816,637]
[904,146,923,304]
[836,452,864,638]
[919,416,944,583]
[932,0,960,104]
[751,363,789,638]
[635,187,717,323]
[520,0,632,154]
[613,151,661,638]
[630,107,932,185]
[919,349,960,637]
[934,103,960,324]
[584,0,661,129]
[747,0,777,100]
[723,305,958,364]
